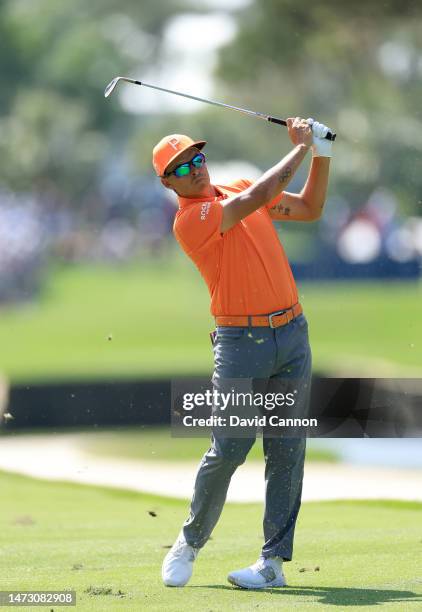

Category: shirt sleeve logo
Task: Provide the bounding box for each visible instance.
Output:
[200,202,211,221]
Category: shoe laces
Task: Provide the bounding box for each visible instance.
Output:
[244,558,265,574]
[254,556,282,573]
[173,538,198,562]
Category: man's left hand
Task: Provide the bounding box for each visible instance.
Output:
[307,119,333,158]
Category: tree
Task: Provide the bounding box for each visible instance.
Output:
[0,0,186,205]
[215,0,422,215]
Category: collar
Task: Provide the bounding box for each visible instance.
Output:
[177,185,227,209]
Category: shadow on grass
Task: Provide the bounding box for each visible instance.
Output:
[191,584,422,606]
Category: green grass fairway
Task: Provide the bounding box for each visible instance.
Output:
[0,258,421,381]
[1,471,421,611]
[75,426,339,463]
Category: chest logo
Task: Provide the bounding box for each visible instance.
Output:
[200,202,211,221]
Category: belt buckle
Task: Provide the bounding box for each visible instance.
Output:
[268,310,285,328]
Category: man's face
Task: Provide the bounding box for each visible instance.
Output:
[160,147,212,198]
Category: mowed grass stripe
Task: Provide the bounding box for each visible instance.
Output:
[1,470,421,610]
[0,257,420,381]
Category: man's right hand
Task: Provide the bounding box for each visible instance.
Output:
[286,117,313,148]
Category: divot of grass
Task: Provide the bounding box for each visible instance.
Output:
[85,585,128,598]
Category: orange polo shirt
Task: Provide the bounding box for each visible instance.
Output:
[173,179,298,316]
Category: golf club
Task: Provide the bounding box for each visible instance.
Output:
[104,76,336,141]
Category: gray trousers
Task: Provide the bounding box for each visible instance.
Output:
[182,313,312,561]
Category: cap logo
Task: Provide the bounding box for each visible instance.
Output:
[168,137,180,150]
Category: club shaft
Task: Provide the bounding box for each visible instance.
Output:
[138,80,277,123]
[107,77,336,140]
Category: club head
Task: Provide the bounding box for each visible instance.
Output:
[104,77,122,98]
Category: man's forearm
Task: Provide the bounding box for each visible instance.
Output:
[300,156,330,218]
[250,143,310,208]
[220,143,310,233]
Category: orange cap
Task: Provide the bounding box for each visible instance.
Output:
[152,134,206,177]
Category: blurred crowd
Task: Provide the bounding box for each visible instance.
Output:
[0,178,177,303]
[1,176,421,303]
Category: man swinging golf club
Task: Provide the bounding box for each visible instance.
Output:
[153,116,333,589]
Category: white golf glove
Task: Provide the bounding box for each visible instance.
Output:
[307,118,333,157]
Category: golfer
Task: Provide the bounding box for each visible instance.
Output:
[153,117,332,589]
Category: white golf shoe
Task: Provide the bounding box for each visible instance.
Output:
[162,532,199,587]
[228,556,286,589]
